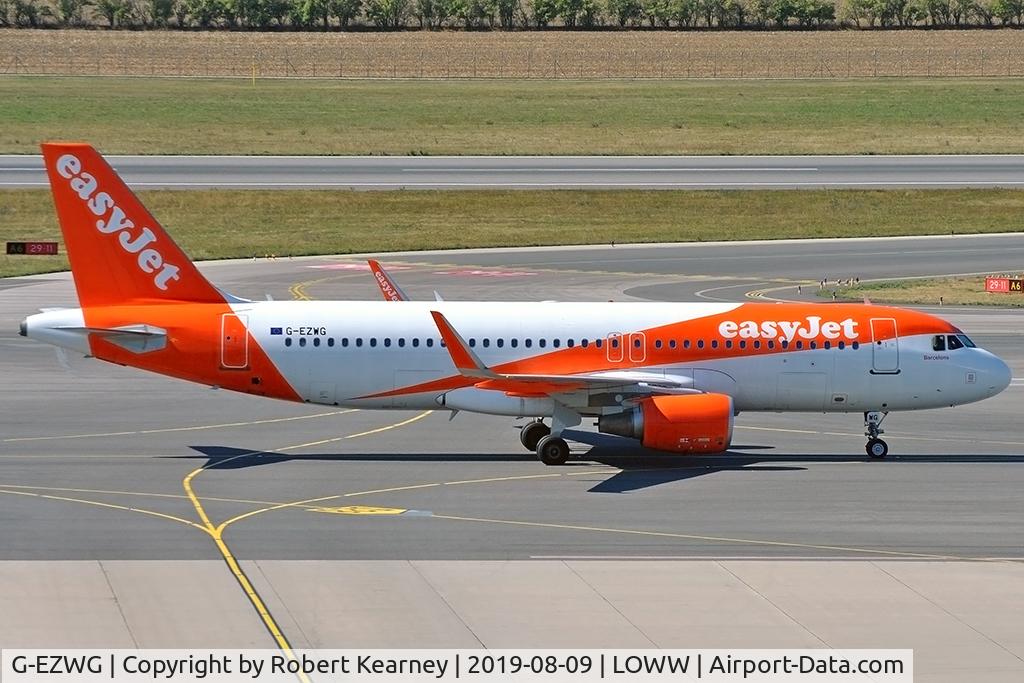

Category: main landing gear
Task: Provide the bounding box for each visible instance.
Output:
[864,411,889,459]
[521,419,570,466]
[519,420,550,451]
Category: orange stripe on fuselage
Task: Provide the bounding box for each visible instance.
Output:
[84,303,301,402]
[362,303,957,400]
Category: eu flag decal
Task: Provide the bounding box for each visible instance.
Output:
[270,327,283,335]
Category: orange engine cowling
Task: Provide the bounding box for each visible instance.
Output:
[598,393,734,454]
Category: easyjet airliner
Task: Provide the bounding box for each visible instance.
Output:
[20,144,1012,464]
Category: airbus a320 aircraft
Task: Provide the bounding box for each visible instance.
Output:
[20,144,1012,465]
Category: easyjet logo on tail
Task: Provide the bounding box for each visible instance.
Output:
[56,154,180,291]
[718,316,859,343]
[374,271,402,301]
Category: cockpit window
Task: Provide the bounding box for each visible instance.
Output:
[947,335,964,350]
[957,334,976,348]
[932,335,946,352]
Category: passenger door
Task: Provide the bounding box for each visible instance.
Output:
[220,313,249,369]
[870,318,900,374]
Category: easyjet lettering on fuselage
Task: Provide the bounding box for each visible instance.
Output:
[718,316,859,343]
[55,154,181,291]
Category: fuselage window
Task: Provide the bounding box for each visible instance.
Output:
[398,338,405,348]
[384,338,391,348]
[328,338,335,347]
[932,335,946,352]
[711,340,719,349]
[469,338,477,347]
[553,339,561,348]
[525,339,532,348]
[947,335,964,350]
[697,340,704,349]
[724,340,732,349]
[768,340,775,349]
[426,338,434,348]
[655,339,663,349]
[837,341,844,350]
[796,341,803,349]
[412,338,419,348]
[739,340,746,349]
[483,338,490,348]
[852,341,860,350]
[497,339,504,348]
[370,338,377,348]
[313,337,321,347]
[611,338,619,348]
[539,339,547,348]
[355,338,363,347]
[809,341,816,350]
[753,340,761,349]
[581,339,589,348]
[440,340,446,348]
[633,338,641,348]
[299,338,307,347]
[342,338,349,347]
[669,340,677,349]
[684,340,691,349]
[567,339,574,348]
[781,340,789,349]
[511,339,518,348]
[823,341,830,350]
[595,339,603,348]
[285,337,292,347]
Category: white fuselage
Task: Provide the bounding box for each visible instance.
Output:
[224,301,1009,416]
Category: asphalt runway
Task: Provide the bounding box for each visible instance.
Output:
[7,154,1024,189]
[2,237,1023,675]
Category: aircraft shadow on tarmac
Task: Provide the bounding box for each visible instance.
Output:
[181,433,1024,494]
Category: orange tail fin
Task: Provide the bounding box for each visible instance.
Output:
[41,142,224,308]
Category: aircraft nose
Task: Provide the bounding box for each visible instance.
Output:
[982,353,1012,395]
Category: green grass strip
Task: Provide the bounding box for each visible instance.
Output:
[2,188,1023,278]
[4,77,1024,155]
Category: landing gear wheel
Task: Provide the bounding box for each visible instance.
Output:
[536,435,570,466]
[863,411,889,459]
[520,421,550,451]
[866,438,888,459]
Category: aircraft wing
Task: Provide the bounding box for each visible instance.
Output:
[429,311,699,398]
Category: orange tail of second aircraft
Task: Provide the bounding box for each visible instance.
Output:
[41,142,225,308]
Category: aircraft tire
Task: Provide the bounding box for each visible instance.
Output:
[866,438,888,459]
[520,421,551,451]
[537,435,570,466]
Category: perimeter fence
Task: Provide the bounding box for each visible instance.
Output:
[3,41,1024,79]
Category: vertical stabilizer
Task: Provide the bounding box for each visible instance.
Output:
[41,142,224,307]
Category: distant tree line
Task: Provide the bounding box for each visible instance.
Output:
[3,0,1024,29]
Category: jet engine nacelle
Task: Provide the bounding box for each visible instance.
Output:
[598,393,734,454]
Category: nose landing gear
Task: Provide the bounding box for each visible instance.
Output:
[864,411,889,459]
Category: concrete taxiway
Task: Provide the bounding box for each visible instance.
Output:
[7,154,1024,189]
[1,236,1023,680]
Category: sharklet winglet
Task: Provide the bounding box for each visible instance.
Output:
[428,311,497,379]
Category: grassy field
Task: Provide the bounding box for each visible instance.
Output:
[3,76,1024,155]
[3,188,1023,278]
[826,276,1024,307]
